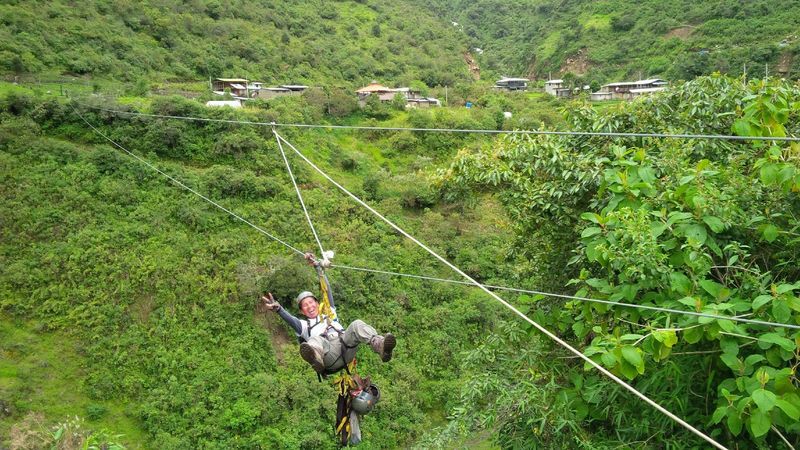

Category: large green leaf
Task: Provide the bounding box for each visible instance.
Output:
[711,406,728,424]
[620,346,644,373]
[670,273,691,295]
[601,351,617,367]
[760,163,779,185]
[720,353,743,372]
[749,410,771,437]
[758,333,796,352]
[762,224,779,243]
[751,295,772,310]
[772,300,791,323]
[776,399,800,420]
[727,412,743,436]
[702,215,725,233]
[751,389,776,412]
[683,224,707,245]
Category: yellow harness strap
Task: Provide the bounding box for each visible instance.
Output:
[318,269,336,324]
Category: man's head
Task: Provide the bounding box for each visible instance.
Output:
[295,291,319,319]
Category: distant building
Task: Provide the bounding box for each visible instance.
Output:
[544,79,574,98]
[590,79,668,101]
[212,78,249,97]
[355,82,438,107]
[544,79,564,95]
[494,77,529,91]
[205,100,242,108]
[406,97,442,108]
[356,82,396,104]
[254,84,308,100]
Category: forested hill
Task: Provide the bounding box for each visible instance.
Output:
[0,0,470,87]
[426,0,800,83]
[5,0,800,88]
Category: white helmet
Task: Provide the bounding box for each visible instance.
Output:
[295,291,316,308]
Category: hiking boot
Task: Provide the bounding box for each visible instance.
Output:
[371,333,396,362]
[299,342,325,373]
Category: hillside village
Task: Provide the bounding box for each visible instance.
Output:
[207,75,670,108]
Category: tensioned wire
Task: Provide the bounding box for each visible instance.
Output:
[274,129,327,258]
[328,264,800,330]
[273,131,728,450]
[69,102,800,331]
[81,104,800,142]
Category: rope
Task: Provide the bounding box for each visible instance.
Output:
[273,128,326,258]
[82,104,800,142]
[69,104,305,257]
[330,264,800,330]
[68,104,799,332]
[273,131,728,450]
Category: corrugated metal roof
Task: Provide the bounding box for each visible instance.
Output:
[545,79,564,84]
[604,79,668,87]
[356,83,392,93]
[215,78,248,82]
[637,78,667,84]
[230,84,246,89]
[497,77,529,83]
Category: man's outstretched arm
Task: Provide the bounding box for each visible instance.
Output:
[262,293,303,335]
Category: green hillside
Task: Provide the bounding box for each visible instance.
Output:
[4,0,799,88]
[0,0,469,87]
[427,0,800,83]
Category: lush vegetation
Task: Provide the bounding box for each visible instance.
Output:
[433,75,800,448]
[0,86,563,448]
[427,0,800,84]
[5,0,800,92]
[0,0,470,88]
[3,1,800,447]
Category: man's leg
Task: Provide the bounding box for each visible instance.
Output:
[342,320,396,363]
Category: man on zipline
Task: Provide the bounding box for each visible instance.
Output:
[262,253,396,375]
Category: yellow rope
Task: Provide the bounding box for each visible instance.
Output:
[331,360,358,396]
[318,271,336,322]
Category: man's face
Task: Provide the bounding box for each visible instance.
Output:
[299,297,319,319]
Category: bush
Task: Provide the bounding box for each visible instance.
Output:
[1,92,34,115]
[86,404,107,421]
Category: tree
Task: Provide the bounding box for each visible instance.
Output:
[435,76,800,448]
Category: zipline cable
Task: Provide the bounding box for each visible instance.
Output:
[274,129,327,258]
[273,131,728,450]
[68,103,800,331]
[82,104,800,142]
[69,104,306,257]
[330,264,800,330]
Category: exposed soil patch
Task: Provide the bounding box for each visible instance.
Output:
[463,51,480,80]
[777,51,793,75]
[665,26,695,40]
[254,309,292,364]
[559,48,592,76]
